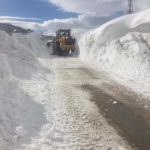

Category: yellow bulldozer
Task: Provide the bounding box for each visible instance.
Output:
[51,29,76,56]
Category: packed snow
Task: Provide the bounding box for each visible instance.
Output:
[79,8,150,98]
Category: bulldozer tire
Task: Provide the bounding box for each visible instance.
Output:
[52,42,60,55]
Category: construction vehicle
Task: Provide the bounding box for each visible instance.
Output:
[51,29,76,56]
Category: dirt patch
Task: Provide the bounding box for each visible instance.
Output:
[81,84,150,150]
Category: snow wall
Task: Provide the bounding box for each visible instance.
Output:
[0,31,50,149]
[79,9,150,96]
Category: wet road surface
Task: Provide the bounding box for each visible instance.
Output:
[81,84,150,150]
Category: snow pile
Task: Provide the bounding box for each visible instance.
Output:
[0,31,49,149]
[79,9,150,97]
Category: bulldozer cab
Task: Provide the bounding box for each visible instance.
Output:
[56,29,71,37]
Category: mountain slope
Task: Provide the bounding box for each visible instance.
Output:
[0,23,33,34]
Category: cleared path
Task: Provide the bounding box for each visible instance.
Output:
[17,57,150,150]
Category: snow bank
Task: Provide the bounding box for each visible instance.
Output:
[79,9,150,97]
[0,31,49,149]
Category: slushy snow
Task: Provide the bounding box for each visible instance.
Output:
[79,8,150,98]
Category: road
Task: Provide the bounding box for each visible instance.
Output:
[17,56,150,150]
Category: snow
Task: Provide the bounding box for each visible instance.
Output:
[79,8,150,98]
[0,30,132,150]
[0,31,50,150]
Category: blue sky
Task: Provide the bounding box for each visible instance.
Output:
[0,0,149,35]
[0,0,78,21]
